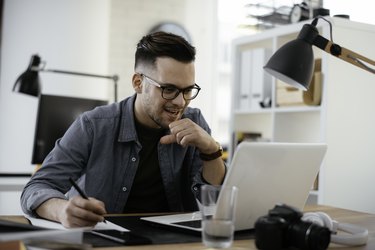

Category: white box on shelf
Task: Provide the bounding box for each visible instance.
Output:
[239,50,253,110]
[238,48,272,111]
[250,48,272,111]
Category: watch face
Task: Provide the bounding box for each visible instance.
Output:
[149,22,192,43]
[290,5,302,23]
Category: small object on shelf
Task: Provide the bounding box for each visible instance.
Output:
[244,1,330,29]
[276,58,322,107]
[276,81,305,106]
[312,173,319,191]
[303,59,322,106]
[236,132,269,145]
[242,132,263,142]
[259,96,272,108]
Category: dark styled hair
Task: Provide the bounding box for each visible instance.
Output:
[134,31,196,69]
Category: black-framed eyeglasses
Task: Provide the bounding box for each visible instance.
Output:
[139,73,201,101]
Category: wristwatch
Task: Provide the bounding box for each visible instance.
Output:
[199,142,223,161]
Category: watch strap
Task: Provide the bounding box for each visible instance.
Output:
[199,142,223,161]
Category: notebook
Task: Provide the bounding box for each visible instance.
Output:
[141,142,327,232]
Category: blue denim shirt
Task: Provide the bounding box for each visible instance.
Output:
[21,94,211,216]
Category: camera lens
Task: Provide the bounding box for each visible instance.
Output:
[289,221,331,250]
[255,216,288,249]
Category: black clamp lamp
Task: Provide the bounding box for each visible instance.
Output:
[12,54,119,102]
[264,16,375,91]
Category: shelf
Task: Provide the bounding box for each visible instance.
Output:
[234,109,272,115]
[234,106,321,115]
[230,17,375,213]
[274,106,321,113]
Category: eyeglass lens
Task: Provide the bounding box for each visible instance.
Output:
[162,86,200,100]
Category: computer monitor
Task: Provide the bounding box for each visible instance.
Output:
[31,94,108,164]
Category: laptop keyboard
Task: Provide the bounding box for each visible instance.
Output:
[172,219,202,228]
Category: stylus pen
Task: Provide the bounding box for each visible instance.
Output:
[68,177,107,223]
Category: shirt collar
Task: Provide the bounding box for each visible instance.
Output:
[118,94,138,142]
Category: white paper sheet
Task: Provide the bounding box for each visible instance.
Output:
[26,215,129,232]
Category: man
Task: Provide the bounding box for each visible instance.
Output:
[21,32,226,228]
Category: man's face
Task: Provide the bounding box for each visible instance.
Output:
[133,57,196,129]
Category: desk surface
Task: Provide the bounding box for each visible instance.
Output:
[2,205,375,250]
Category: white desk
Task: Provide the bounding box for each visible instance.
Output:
[0,175,30,215]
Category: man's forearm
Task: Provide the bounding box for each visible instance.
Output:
[202,159,226,185]
[35,198,68,223]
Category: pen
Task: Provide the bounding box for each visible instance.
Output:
[69,177,107,223]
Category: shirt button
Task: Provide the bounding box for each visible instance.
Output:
[122,187,127,192]
[131,157,136,162]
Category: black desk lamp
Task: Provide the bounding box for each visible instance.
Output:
[264,16,375,90]
[12,54,119,102]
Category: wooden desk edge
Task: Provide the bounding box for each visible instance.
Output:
[1,205,375,250]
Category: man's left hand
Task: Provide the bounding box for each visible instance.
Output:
[159,118,217,154]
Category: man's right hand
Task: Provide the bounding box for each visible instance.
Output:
[36,196,107,228]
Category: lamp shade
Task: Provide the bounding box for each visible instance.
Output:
[264,17,375,91]
[12,55,41,97]
[264,39,315,91]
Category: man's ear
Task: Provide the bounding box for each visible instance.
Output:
[132,74,143,93]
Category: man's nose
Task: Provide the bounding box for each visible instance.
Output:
[171,91,186,106]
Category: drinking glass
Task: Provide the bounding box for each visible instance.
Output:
[200,185,238,248]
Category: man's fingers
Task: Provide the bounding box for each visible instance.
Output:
[160,118,204,147]
[62,196,106,227]
[72,196,106,214]
[88,197,107,215]
[63,215,98,228]
[71,206,105,225]
[160,134,176,144]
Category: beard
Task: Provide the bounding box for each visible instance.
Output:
[140,89,188,129]
[148,104,185,129]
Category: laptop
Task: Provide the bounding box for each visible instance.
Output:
[141,142,327,232]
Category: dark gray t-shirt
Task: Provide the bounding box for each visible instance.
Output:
[123,118,168,213]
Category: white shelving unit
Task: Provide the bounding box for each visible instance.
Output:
[229,17,375,213]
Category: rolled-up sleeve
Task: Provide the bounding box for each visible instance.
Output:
[20,114,93,217]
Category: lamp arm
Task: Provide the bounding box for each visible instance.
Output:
[36,68,117,81]
[32,67,119,102]
[341,47,375,74]
[312,35,375,74]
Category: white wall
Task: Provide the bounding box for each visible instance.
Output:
[108,0,217,127]
[0,0,111,174]
[322,19,375,214]
[324,0,375,25]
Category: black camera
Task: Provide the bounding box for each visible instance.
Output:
[255,204,331,250]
